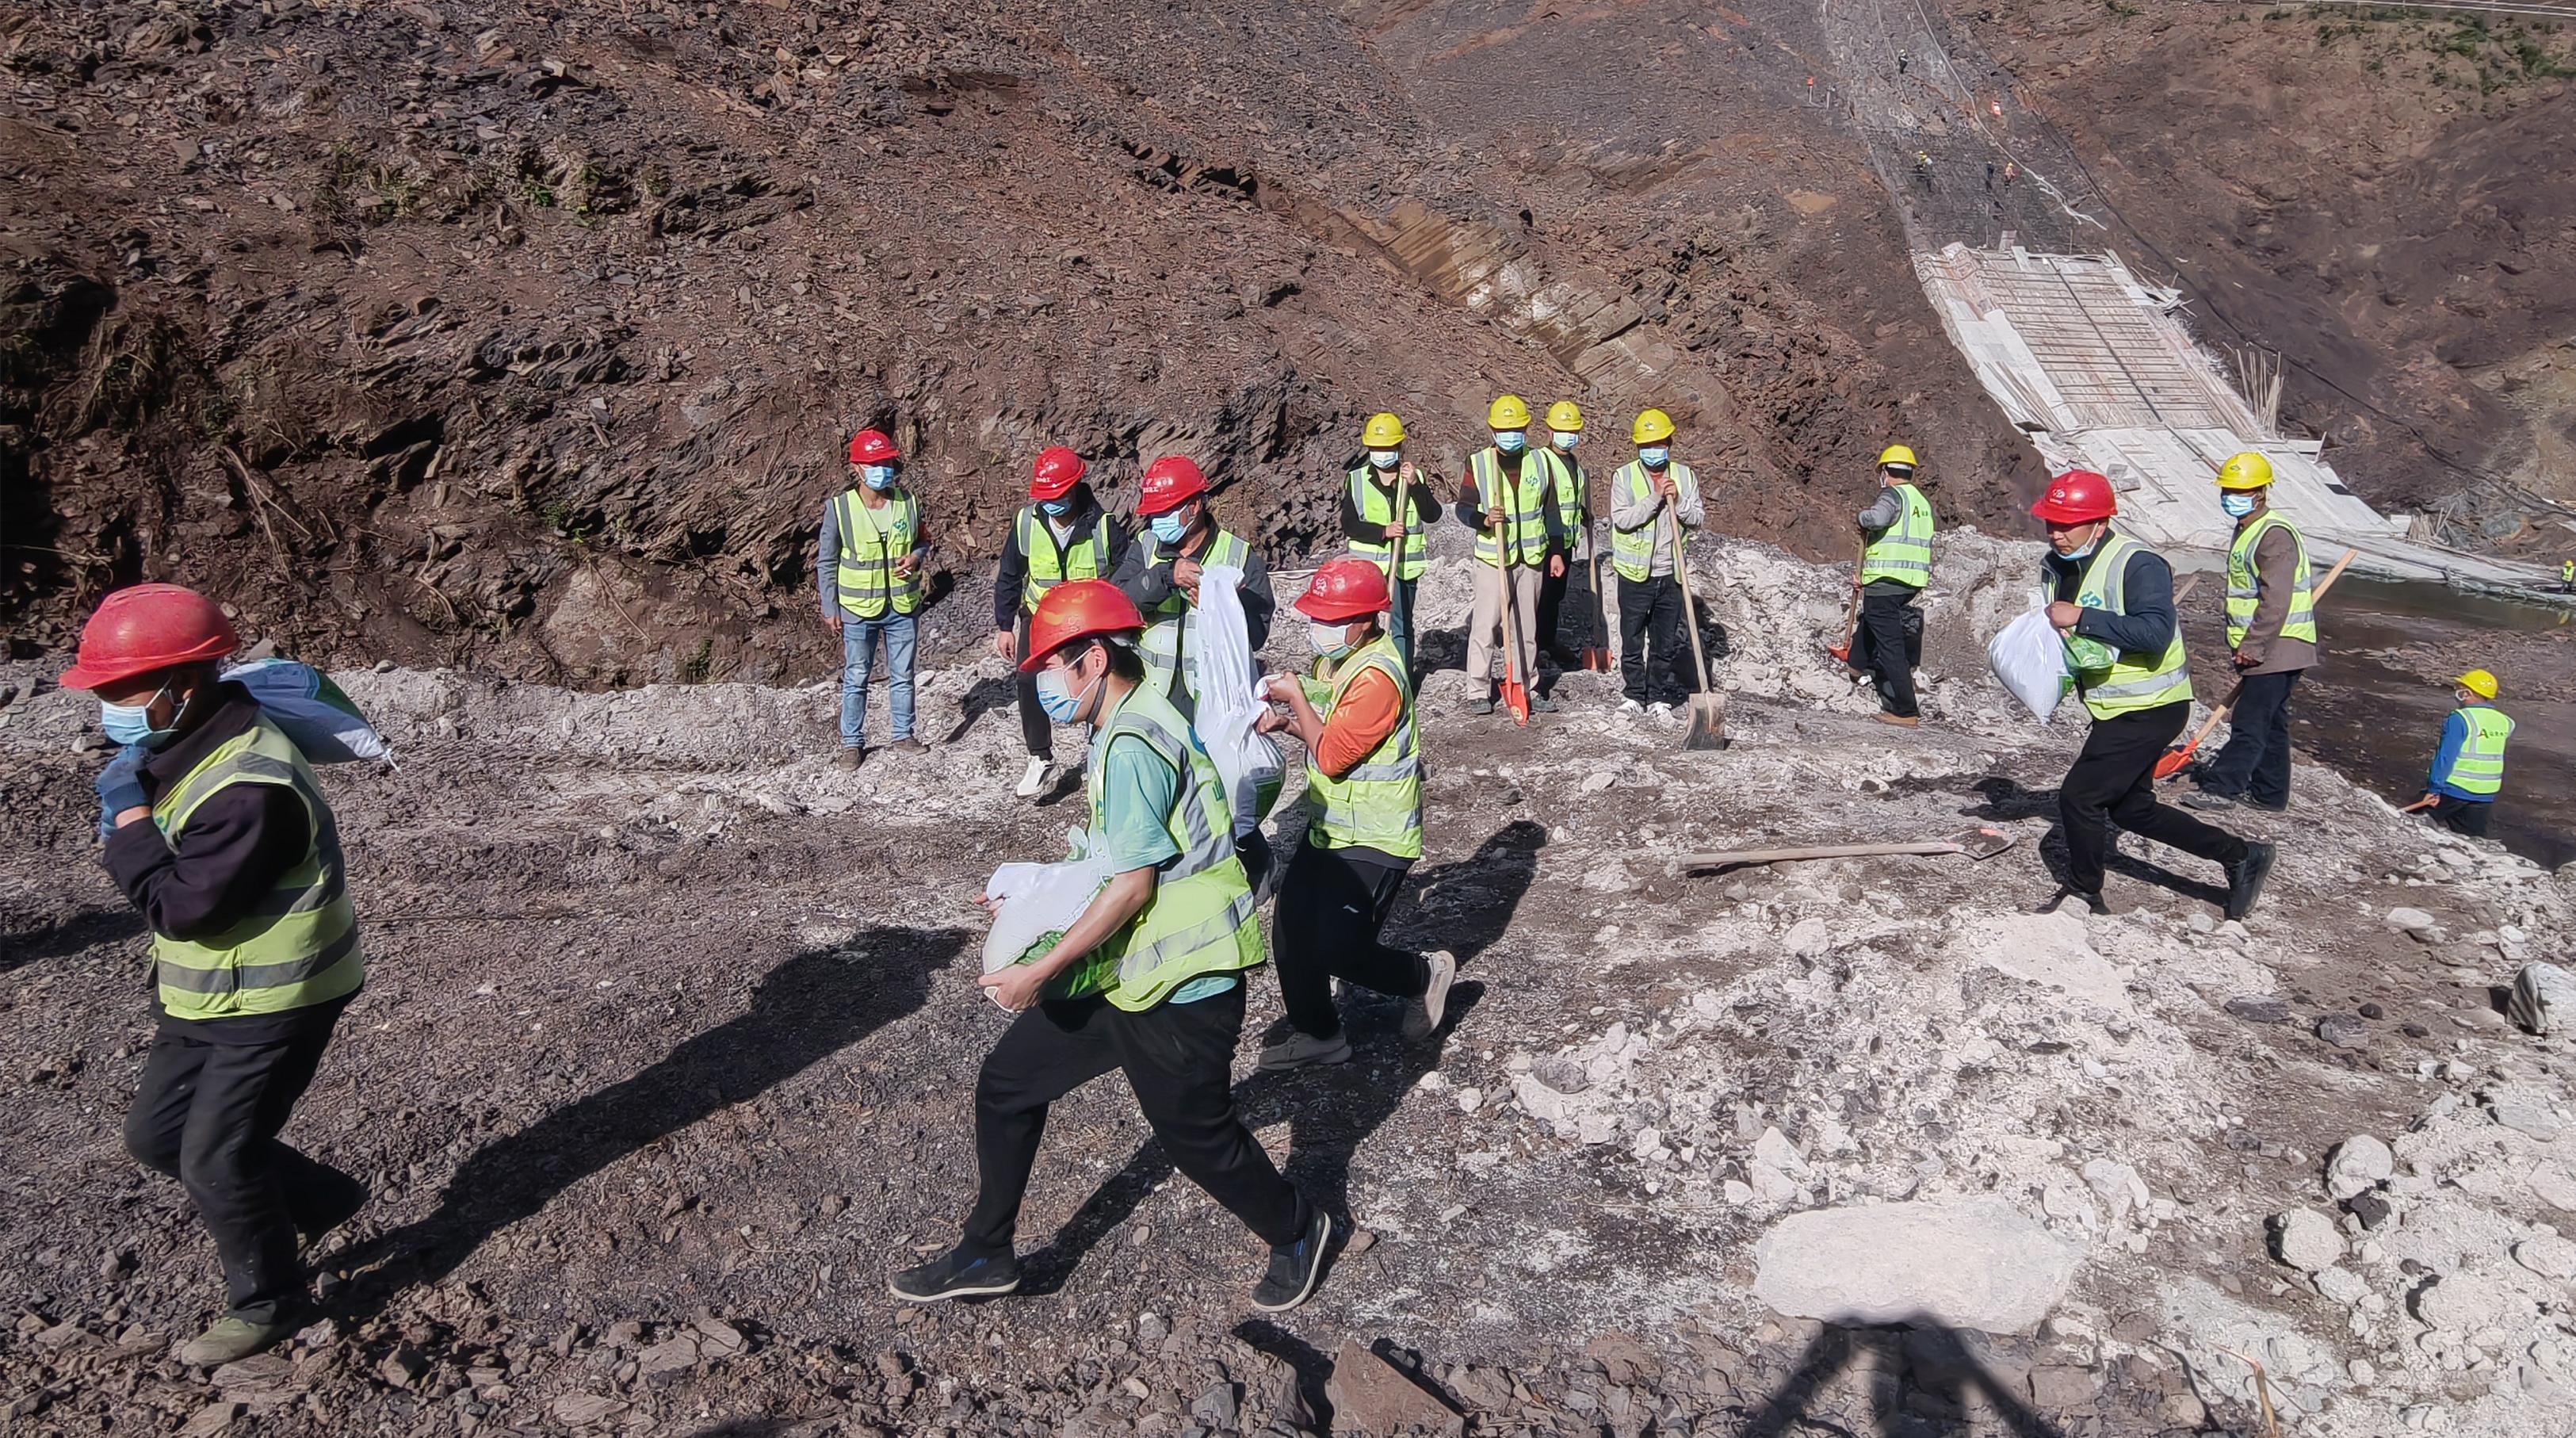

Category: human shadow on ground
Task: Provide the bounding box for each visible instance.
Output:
[0,906,145,973]
[1966,777,2232,911]
[938,674,1016,745]
[1014,820,1545,1296]
[1733,1318,2066,1438]
[338,926,964,1311]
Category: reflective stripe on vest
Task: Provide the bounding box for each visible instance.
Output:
[1073,685,1264,1011]
[1137,530,1252,701]
[2224,511,2317,648]
[2057,534,2195,720]
[1344,468,1428,581]
[1017,506,1106,613]
[1608,461,1695,583]
[150,718,364,1021]
[1544,450,1585,537]
[1305,634,1424,860]
[2434,705,2513,796]
[834,489,922,619]
[1860,482,1936,587]
[1468,449,1550,568]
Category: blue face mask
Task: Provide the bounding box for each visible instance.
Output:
[1552,432,1580,451]
[1492,431,1527,455]
[1040,499,1072,518]
[1638,446,1670,468]
[1034,662,1099,725]
[2059,535,2098,561]
[862,465,897,491]
[2219,491,2258,519]
[1307,621,1355,660]
[1149,511,1189,545]
[100,684,179,749]
[1368,449,1401,470]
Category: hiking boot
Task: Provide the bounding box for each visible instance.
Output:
[1875,711,1921,728]
[2034,887,2116,917]
[1530,694,1559,713]
[1257,1029,1353,1073]
[1403,950,1458,1042]
[1469,697,1495,717]
[178,1315,296,1367]
[2182,788,2242,813]
[1015,756,1049,798]
[832,748,864,770]
[1251,1204,1332,1313]
[887,1247,1022,1304]
[885,737,927,755]
[2224,842,2277,922]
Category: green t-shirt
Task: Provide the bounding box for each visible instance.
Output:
[1098,732,1236,1005]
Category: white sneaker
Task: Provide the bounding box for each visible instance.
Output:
[1619,698,1645,715]
[1648,702,1674,720]
[1404,950,1458,1042]
[1015,756,1049,798]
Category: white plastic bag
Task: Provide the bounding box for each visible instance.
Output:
[224,659,391,763]
[1189,563,1285,836]
[981,828,1118,977]
[1986,607,2070,722]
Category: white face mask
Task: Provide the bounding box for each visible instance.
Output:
[1368,449,1401,470]
[1034,661,1100,725]
[1551,431,1579,451]
[1306,621,1355,660]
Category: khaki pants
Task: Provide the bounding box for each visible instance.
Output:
[1468,561,1542,690]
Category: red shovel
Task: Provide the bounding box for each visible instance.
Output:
[2153,550,2355,781]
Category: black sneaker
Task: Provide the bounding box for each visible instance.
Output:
[2224,842,2277,922]
[887,1247,1021,1304]
[1251,1205,1331,1313]
[1469,697,1495,716]
[2033,887,2115,916]
[2182,789,2242,813]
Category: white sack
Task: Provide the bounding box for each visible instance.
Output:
[224,659,391,763]
[1190,563,1285,836]
[981,830,1118,977]
[1986,607,2070,723]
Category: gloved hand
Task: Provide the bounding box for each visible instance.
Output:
[95,743,149,838]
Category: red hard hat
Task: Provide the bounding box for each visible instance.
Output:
[1018,579,1145,673]
[847,430,900,465]
[59,583,239,690]
[1294,559,1392,622]
[2031,468,2117,524]
[1030,446,1087,501]
[1137,456,1209,517]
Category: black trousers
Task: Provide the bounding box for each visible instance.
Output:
[2198,667,2300,805]
[1011,614,1051,760]
[1850,587,1923,718]
[2429,795,2492,837]
[961,985,1302,1255]
[124,1019,361,1324]
[2059,700,2249,896]
[1272,842,1428,1041]
[1618,574,1688,705]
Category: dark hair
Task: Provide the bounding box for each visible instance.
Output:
[1101,636,1145,683]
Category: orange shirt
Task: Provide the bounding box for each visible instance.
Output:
[1315,667,1402,778]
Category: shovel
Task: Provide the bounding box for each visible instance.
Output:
[1495,499,1531,726]
[1666,495,1726,750]
[1582,530,1614,672]
[2154,549,2356,781]
[1670,825,2017,874]
[1825,537,1867,664]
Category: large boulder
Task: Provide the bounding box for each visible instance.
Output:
[1752,1197,2085,1334]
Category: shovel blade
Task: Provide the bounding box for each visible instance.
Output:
[1825,642,1851,663]
[1502,678,1531,726]
[1681,694,1726,750]
[1946,826,2018,860]
[2150,744,2197,782]
[1582,645,1613,673]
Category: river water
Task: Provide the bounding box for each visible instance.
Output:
[2172,576,2574,870]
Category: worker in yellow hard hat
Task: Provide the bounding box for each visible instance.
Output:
[2184,450,2315,815]
[1850,443,1936,726]
[1340,411,1439,671]
[1605,408,1705,717]
[1456,394,1566,716]
[1535,400,1595,669]
[2410,668,2513,837]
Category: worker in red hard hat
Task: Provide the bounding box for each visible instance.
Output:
[2029,470,2274,920]
[1252,560,1454,1071]
[1112,457,1275,722]
[59,583,369,1367]
[992,446,1133,798]
[820,429,930,768]
[893,579,1329,1313]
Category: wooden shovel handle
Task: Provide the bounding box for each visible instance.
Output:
[2177,547,2358,744]
[1668,495,1716,697]
[1673,840,1965,868]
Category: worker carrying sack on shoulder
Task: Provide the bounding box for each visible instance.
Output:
[222,658,392,764]
[1987,606,2070,723]
[1189,564,1286,836]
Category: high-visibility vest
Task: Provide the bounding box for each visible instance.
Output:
[1065,684,1264,1011]
[1136,530,1253,702]
[832,489,922,620]
[1015,505,1108,614]
[1860,482,1936,587]
[1467,449,1551,568]
[1608,461,1698,583]
[2433,705,2513,797]
[1301,634,1423,861]
[1344,468,1427,582]
[1542,450,1587,541]
[2056,534,2195,721]
[149,718,364,1023]
[2225,511,2317,649]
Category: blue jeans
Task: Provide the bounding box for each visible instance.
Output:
[840,613,916,748]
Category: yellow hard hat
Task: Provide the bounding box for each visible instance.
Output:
[1876,444,1918,471]
[1363,411,1406,448]
[2216,451,2275,491]
[1632,407,1676,445]
[2455,668,2499,700]
[1545,400,1584,433]
[1486,394,1532,430]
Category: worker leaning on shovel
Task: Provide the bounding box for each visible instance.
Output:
[1458,394,1565,717]
[1850,442,1936,728]
[2182,452,2314,814]
[1606,408,1704,717]
[893,579,1330,1313]
[61,584,371,1367]
[2028,469,2276,921]
[1338,412,1442,675]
